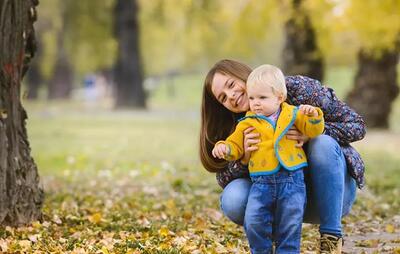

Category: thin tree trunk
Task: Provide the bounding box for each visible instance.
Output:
[346,49,399,129]
[0,0,44,226]
[47,9,73,100]
[282,0,324,81]
[113,0,146,108]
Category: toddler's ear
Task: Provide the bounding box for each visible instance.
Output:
[278,93,285,103]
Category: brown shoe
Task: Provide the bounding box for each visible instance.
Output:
[319,234,343,254]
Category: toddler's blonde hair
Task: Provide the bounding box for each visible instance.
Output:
[247,64,287,100]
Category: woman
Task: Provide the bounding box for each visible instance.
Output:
[199,59,366,253]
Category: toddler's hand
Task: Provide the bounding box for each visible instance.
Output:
[299,105,318,117]
[212,143,228,159]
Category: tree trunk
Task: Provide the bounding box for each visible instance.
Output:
[0,0,44,226]
[113,0,146,108]
[47,11,73,100]
[346,49,399,129]
[282,0,324,81]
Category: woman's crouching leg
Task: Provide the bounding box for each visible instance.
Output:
[220,178,252,225]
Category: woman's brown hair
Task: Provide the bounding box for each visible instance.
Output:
[200,59,252,172]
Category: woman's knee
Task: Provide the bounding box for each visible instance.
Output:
[220,178,252,225]
[308,135,341,156]
[307,135,344,168]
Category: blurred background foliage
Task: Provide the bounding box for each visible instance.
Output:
[34,0,400,76]
[26,0,400,129]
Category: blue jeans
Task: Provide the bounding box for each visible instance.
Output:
[220,135,357,236]
[245,170,306,254]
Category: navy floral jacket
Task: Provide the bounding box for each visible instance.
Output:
[216,75,366,189]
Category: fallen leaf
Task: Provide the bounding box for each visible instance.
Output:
[0,239,8,252]
[385,224,395,233]
[88,212,102,224]
[159,225,169,237]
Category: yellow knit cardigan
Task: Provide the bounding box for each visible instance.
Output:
[217,102,324,176]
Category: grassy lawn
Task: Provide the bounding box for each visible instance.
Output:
[0,67,399,253]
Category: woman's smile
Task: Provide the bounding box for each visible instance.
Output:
[236,94,243,107]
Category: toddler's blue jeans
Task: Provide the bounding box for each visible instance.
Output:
[244,170,306,254]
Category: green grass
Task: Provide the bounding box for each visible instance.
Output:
[29,111,200,176]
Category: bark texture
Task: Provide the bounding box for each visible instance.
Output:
[346,49,399,129]
[113,0,146,108]
[0,0,44,226]
[282,0,324,81]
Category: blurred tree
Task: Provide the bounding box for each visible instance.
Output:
[26,41,43,99]
[347,45,400,128]
[282,0,324,80]
[114,0,145,108]
[35,0,116,99]
[64,0,116,76]
[220,0,282,66]
[47,3,74,100]
[139,0,283,75]
[344,0,400,129]
[0,0,44,226]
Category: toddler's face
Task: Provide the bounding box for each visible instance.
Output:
[247,84,283,116]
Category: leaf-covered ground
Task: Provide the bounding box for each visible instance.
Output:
[0,103,399,253]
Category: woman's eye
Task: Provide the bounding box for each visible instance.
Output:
[229,81,234,88]
[260,96,267,99]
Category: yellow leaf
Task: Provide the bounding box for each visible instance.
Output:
[159,225,169,237]
[165,199,176,210]
[31,221,42,229]
[101,246,109,254]
[89,212,102,224]
[356,239,379,248]
[158,242,170,250]
[386,224,395,233]
[195,217,207,229]
[183,210,192,220]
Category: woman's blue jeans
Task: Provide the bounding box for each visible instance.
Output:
[220,135,357,237]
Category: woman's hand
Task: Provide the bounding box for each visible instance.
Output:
[240,127,260,165]
[286,126,309,147]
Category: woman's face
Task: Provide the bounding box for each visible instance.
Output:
[211,72,249,113]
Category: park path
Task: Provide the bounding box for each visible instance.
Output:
[344,129,400,254]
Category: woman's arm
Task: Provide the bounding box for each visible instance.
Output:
[286,76,366,145]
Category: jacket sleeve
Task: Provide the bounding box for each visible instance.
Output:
[286,76,366,145]
[294,107,325,138]
[219,121,247,161]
